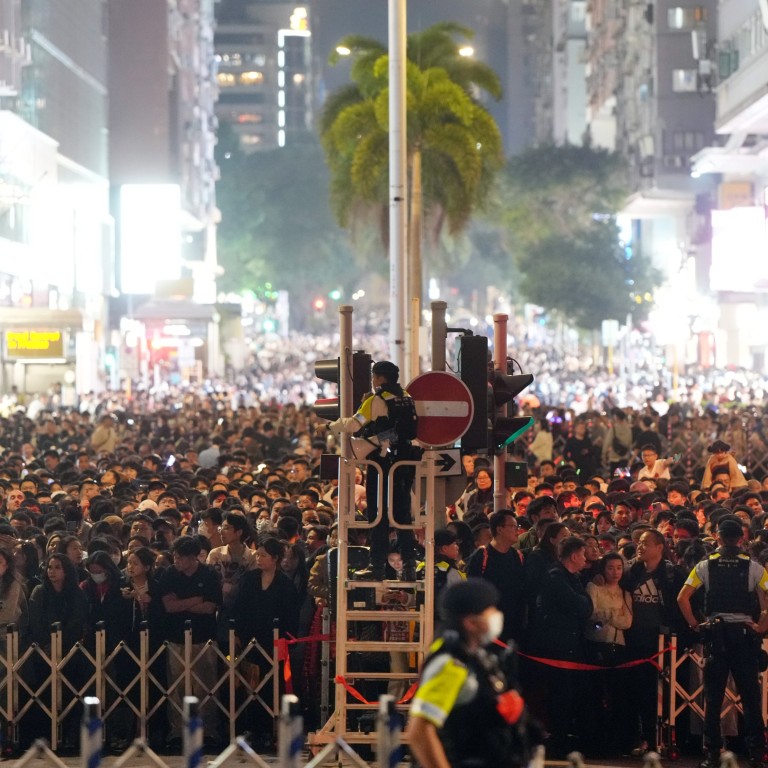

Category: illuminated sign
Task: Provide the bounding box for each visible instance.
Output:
[120,184,182,295]
[710,207,768,292]
[5,330,65,360]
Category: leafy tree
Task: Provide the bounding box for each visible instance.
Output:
[320,23,503,304]
[517,219,661,329]
[215,131,362,328]
[497,143,628,250]
[488,143,660,329]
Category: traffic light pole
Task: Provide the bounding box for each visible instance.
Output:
[388,0,407,373]
[431,301,447,371]
[493,313,508,512]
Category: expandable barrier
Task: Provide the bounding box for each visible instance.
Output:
[658,634,768,760]
[0,621,281,751]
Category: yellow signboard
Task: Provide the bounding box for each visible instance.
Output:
[5,330,65,360]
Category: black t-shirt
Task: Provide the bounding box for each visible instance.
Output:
[157,563,222,643]
[466,544,526,643]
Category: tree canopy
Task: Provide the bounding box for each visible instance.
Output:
[489,144,661,329]
[214,129,363,327]
[320,23,504,303]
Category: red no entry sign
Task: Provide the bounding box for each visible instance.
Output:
[406,371,474,447]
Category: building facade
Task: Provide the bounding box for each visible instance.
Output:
[214,0,313,151]
[108,0,222,385]
[0,0,111,399]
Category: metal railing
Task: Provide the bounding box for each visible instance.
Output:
[0,621,280,751]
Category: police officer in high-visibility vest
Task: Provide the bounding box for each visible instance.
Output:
[677,517,768,768]
[406,579,540,768]
[328,360,419,580]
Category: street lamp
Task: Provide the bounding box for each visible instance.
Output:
[458,45,474,57]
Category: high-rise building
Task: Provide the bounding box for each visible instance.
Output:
[686,0,768,368]
[108,0,222,382]
[214,0,313,151]
[0,0,111,396]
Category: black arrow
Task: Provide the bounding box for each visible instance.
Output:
[436,452,457,473]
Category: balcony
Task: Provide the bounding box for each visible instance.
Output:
[717,47,768,133]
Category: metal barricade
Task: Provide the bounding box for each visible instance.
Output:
[1,622,283,752]
[658,634,768,760]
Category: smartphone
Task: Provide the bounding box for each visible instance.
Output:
[165,455,176,468]
[613,466,631,478]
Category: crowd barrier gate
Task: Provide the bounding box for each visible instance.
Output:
[0,620,280,751]
[657,634,768,760]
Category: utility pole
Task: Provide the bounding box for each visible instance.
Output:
[388,0,407,373]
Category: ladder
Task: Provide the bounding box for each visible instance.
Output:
[308,451,436,749]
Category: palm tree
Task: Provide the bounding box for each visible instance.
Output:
[320,23,503,307]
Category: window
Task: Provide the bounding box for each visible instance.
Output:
[667,6,706,29]
[672,69,698,91]
[239,71,264,85]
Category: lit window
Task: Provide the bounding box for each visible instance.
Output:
[239,71,264,85]
[667,7,705,29]
[217,72,236,87]
[672,69,697,91]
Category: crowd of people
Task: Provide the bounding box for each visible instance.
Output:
[0,347,767,760]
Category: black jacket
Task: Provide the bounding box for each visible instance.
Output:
[528,563,593,661]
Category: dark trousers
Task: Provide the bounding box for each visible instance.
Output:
[623,644,660,749]
[703,623,764,758]
[365,451,415,569]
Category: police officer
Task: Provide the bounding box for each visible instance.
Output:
[328,360,418,580]
[677,517,768,768]
[406,579,539,768]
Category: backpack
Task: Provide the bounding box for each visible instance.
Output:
[384,393,418,443]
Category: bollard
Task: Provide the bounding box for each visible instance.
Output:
[183,696,203,768]
[81,697,102,768]
[376,695,401,768]
[278,695,303,768]
[529,744,546,768]
[643,751,664,768]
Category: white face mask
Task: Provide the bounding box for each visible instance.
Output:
[256,519,270,533]
[90,572,107,584]
[481,610,504,645]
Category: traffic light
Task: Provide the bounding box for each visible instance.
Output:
[313,351,372,420]
[314,357,340,420]
[458,335,490,452]
[351,351,372,411]
[489,369,534,454]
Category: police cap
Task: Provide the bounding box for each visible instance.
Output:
[717,518,743,539]
[442,579,499,619]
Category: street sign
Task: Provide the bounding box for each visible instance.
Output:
[406,371,474,447]
[425,448,462,476]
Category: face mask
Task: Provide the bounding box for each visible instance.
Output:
[256,519,270,533]
[481,610,504,645]
[90,572,107,584]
